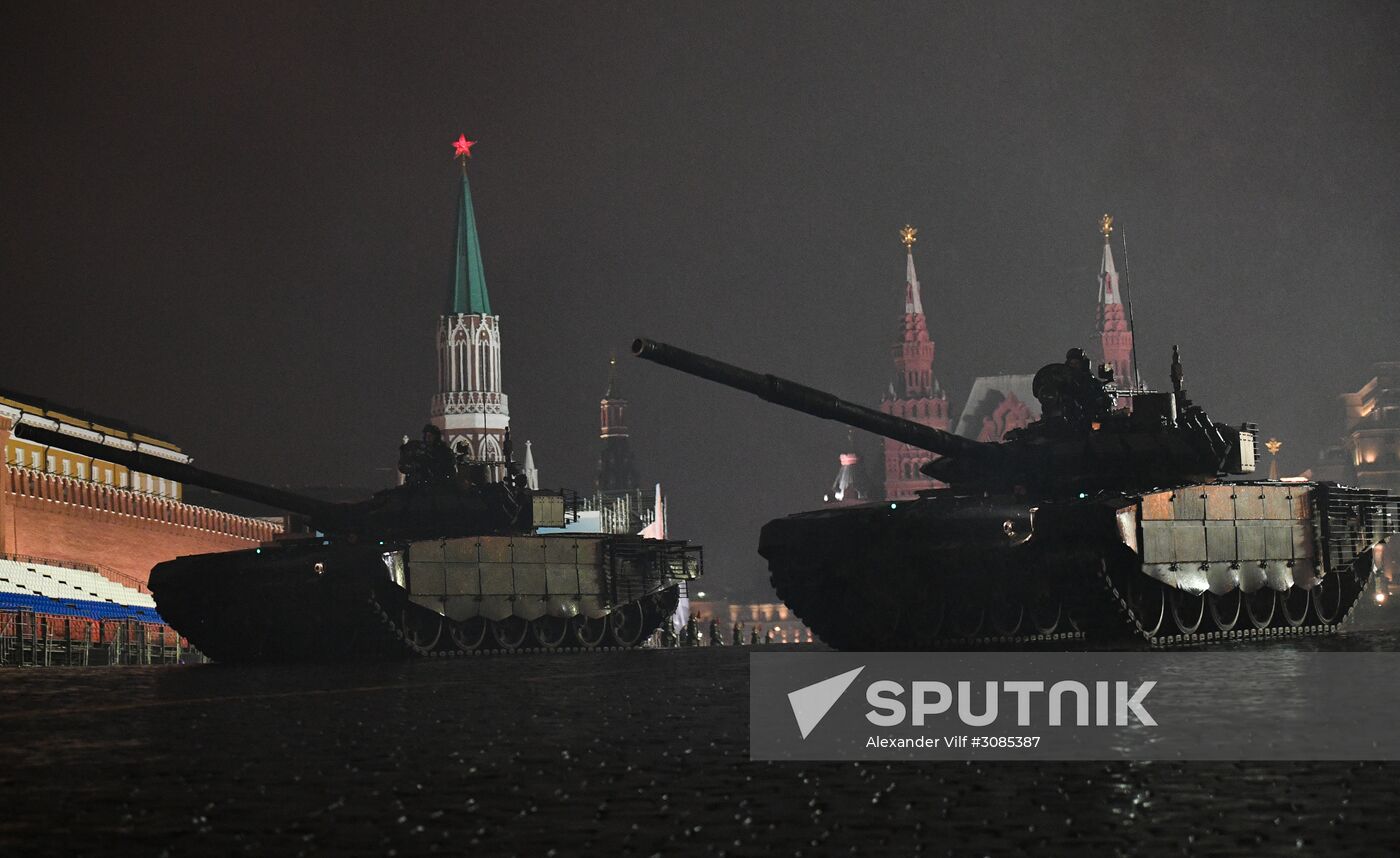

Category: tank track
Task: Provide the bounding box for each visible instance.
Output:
[763,508,1374,651]
[1092,551,1371,648]
[369,584,680,658]
[152,542,681,662]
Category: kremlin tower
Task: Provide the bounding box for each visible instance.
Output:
[880,226,950,500]
[430,135,511,479]
[596,357,640,493]
[1092,214,1136,388]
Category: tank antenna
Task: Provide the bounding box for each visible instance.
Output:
[1120,225,1143,390]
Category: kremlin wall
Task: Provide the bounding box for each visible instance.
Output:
[0,398,280,665]
[0,401,280,590]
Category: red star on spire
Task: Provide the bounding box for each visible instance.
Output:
[452,134,476,159]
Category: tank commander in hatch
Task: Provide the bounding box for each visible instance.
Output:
[399,424,457,486]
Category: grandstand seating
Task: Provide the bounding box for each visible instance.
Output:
[0,558,163,624]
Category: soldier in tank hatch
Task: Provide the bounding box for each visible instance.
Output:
[399,425,443,485]
[399,424,458,486]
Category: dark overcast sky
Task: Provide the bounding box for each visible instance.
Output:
[3,1,1397,599]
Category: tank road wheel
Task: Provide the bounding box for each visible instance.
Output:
[401,608,443,652]
[642,587,681,631]
[1312,574,1345,624]
[1208,590,1242,632]
[1278,586,1311,627]
[908,591,946,645]
[1168,589,1206,635]
[608,602,647,647]
[950,595,986,638]
[839,581,903,650]
[1027,590,1062,636]
[530,616,571,649]
[572,615,608,649]
[448,617,488,651]
[1243,588,1276,629]
[988,595,1025,637]
[490,617,530,650]
[1126,577,1166,637]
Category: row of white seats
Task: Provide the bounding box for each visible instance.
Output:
[0,558,156,609]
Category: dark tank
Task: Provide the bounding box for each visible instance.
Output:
[10,422,701,661]
[633,337,1399,648]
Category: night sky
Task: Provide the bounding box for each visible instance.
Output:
[3,2,1397,600]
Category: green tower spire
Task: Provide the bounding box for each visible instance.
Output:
[449,164,491,316]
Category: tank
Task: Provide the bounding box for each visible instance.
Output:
[9,421,701,661]
[633,337,1400,648]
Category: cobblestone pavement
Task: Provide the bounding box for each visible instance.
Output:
[3,631,1400,856]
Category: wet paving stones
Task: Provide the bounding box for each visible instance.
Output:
[2,639,1400,856]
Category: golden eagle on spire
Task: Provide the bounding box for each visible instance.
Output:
[900,225,918,249]
[1100,213,1114,238]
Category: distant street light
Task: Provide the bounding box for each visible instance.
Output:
[1265,438,1282,481]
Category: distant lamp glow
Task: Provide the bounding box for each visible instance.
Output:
[1265,438,1282,481]
[890,503,898,509]
[696,591,706,599]
[1376,591,1387,606]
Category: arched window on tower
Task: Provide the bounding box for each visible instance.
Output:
[453,328,469,391]
[482,434,502,463]
[476,330,492,391]
[454,436,474,462]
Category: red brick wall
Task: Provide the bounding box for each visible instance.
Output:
[3,466,279,589]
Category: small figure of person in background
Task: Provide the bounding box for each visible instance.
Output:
[750,625,761,646]
[709,617,723,646]
[764,626,775,645]
[732,621,744,646]
[684,614,699,647]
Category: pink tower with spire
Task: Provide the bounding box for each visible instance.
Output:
[1092,214,1136,388]
[881,225,950,500]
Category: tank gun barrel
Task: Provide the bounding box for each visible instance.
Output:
[632,338,992,462]
[10,421,343,525]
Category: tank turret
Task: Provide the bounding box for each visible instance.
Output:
[632,337,1256,495]
[634,334,1397,652]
